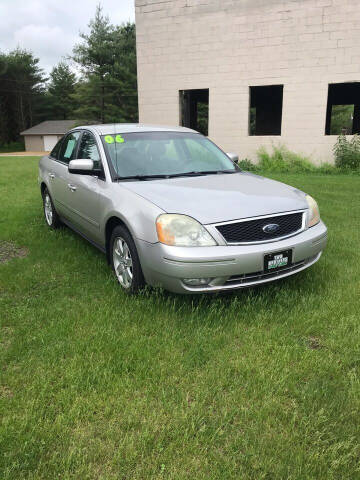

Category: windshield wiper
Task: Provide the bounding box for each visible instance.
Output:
[166,169,238,178]
[114,169,239,181]
[114,174,171,181]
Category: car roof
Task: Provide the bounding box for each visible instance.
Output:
[70,123,198,135]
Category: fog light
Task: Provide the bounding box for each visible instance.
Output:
[183,278,211,286]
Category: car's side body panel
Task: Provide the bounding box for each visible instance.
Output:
[39,154,164,247]
[100,184,164,244]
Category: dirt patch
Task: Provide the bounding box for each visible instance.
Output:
[0,151,48,156]
[0,385,13,398]
[1,326,14,350]
[307,336,324,350]
[0,241,28,264]
[1,326,13,346]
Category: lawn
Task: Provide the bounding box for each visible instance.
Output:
[0,156,359,479]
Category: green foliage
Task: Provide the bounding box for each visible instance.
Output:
[109,23,138,123]
[47,62,77,120]
[249,107,256,135]
[257,145,318,173]
[333,134,360,170]
[72,6,138,123]
[0,48,47,144]
[237,158,259,171]
[0,6,138,144]
[239,144,360,174]
[238,145,348,174]
[197,102,208,136]
[1,157,360,478]
[330,105,354,135]
[0,140,24,153]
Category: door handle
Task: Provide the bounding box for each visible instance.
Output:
[49,173,55,179]
[68,183,77,192]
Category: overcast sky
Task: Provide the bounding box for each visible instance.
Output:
[0,0,135,75]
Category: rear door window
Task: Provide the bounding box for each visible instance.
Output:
[58,132,81,164]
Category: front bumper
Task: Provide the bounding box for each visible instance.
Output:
[136,220,327,294]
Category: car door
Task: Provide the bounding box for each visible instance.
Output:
[65,130,105,243]
[48,131,81,218]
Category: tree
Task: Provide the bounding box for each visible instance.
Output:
[72,5,116,123]
[0,49,46,144]
[72,5,138,123]
[48,62,77,120]
[110,23,138,123]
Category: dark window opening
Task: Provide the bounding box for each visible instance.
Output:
[249,85,283,136]
[180,89,209,136]
[325,83,360,135]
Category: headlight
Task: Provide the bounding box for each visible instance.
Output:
[306,194,320,227]
[156,214,217,246]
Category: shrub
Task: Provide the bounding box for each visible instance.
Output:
[237,158,259,171]
[238,142,360,174]
[333,134,360,171]
[316,163,338,174]
[252,144,350,174]
[257,145,317,173]
[0,141,24,153]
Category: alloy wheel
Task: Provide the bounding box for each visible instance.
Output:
[113,236,133,288]
[44,194,53,226]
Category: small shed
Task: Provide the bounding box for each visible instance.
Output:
[20,120,79,152]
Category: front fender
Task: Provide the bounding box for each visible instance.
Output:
[101,184,165,244]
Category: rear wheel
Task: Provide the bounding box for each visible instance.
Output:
[110,225,145,293]
[42,188,61,229]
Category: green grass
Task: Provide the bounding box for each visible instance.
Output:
[1,157,360,479]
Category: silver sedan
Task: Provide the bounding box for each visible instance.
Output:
[38,124,327,294]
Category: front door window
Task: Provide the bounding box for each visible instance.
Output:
[78,131,101,169]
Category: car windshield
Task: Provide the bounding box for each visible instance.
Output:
[101,131,238,179]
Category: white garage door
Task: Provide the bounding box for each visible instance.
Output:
[43,135,58,151]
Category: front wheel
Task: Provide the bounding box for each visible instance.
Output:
[110,225,145,294]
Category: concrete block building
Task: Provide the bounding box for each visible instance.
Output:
[135,0,360,163]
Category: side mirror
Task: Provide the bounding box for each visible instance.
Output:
[226,152,239,164]
[68,159,94,175]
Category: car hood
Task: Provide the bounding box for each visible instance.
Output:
[121,172,308,224]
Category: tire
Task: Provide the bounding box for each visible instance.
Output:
[110,225,145,294]
[42,188,61,229]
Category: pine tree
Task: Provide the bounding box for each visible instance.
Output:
[72,5,115,123]
[72,5,138,123]
[48,62,77,120]
[0,49,46,144]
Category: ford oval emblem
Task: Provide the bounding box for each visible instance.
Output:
[262,223,280,234]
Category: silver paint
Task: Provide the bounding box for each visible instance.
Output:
[38,123,327,294]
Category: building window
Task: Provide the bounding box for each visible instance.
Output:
[249,85,283,136]
[180,89,209,136]
[325,83,360,135]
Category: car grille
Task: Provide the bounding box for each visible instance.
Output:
[216,212,304,244]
